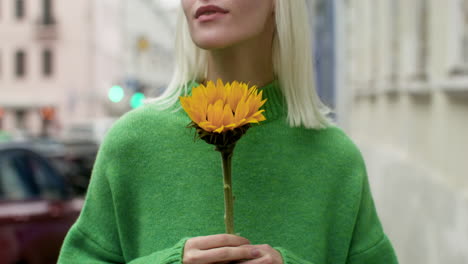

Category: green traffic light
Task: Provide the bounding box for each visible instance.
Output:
[109,85,124,103]
[130,92,146,108]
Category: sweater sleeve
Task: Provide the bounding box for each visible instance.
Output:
[58,136,188,264]
[346,171,399,264]
[58,225,188,263]
[274,247,315,264]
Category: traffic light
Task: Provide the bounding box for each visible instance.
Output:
[130,92,146,109]
[109,85,125,103]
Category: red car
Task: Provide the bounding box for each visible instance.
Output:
[0,143,83,264]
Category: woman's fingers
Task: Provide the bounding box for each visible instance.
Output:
[186,234,250,250]
[183,234,255,264]
[184,245,258,264]
[234,244,283,264]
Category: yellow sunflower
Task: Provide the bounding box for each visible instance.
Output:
[180,79,267,133]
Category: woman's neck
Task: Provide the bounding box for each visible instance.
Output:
[205,28,275,88]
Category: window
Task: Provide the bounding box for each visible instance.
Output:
[389,0,400,83]
[0,155,28,200]
[405,0,431,95]
[446,0,468,75]
[28,153,66,200]
[42,0,54,25]
[0,150,67,200]
[42,49,53,76]
[414,0,429,81]
[15,50,26,78]
[15,0,25,20]
[459,0,468,71]
[0,151,37,200]
[441,0,468,94]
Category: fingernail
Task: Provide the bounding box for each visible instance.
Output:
[252,249,261,257]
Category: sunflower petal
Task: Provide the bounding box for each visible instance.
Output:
[234,96,249,122]
[237,118,247,127]
[214,125,224,133]
[216,79,227,102]
[222,104,234,126]
[208,99,224,129]
[206,81,218,105]
[180,96,200,123]
[179,96,191,114]
[256,114,266,122]
[180,80,267,134]
[199,121,216,132]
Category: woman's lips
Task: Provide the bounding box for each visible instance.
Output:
[195,5,229,20]
[197,12,228,22]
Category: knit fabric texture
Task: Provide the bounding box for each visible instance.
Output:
[58,80,398,263]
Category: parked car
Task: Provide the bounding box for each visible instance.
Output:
[25,137,97,196]
[0,143,83,264]
[59,139,98,195]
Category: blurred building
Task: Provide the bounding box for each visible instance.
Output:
[0,0,176,139]
[0,0,122,137]
[313,0,337,114]
[111,0,177,116]
[337,0,468,263]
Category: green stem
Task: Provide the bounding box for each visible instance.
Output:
[219,145,235,234]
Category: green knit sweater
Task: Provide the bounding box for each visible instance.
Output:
[58,80,398,264]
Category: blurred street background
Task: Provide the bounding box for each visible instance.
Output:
[0,0,467,263]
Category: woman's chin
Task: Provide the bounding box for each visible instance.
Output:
[193,37,238,51]
[196,42,231,51]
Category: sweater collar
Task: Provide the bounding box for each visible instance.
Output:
[187,79,286,122]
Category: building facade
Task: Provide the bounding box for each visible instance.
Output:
[339,0,468,262]
[0,0,124,137]
[110,0,177,115]
[0,0,176,139]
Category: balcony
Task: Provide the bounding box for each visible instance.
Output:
[35,16,59,41]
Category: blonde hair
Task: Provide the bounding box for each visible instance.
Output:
[150,0,331,129]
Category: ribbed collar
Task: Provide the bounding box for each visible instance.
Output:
[187,80,287,123]
[257,79,287,122]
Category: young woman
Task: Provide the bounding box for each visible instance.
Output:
[58,0,398,263]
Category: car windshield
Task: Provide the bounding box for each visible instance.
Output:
[0,152,37,200]
[0,149,68,200]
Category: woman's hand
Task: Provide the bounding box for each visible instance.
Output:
[183,234,283,264]
[183,234,257,264]
[237,244,283,264]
